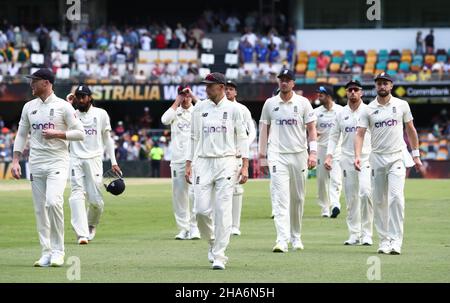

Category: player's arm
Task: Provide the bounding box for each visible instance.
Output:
[185,109,198,184]
[42,104,85,141]
[258,102,270,174]
[103,128,121,175]
[161,95,183,125]
[245,109,257,145]
[181,87,199,104]
[305,102,318,170]
[11,104,31,179]
[354,127,367,171]
[235,108,249,184]
[324,118,341,170]
[405,120,423,172]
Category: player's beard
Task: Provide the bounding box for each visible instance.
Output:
[77,102,90,112]
[377,89,390,97]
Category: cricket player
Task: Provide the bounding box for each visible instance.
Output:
[314,86,343,218]
[11,69,85,267]
[67,85,121,244]
[225,80,257,236]
[161,85,200,240]
[324,80,373,245]
[259,69,317,253]
[185,72,249,270]
[355,72,422,255]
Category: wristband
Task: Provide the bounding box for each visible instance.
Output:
[411,149,420,158]
[309,141,318,152]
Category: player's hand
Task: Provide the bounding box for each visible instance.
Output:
[42,129,63,139]
[308,152,317,170]
[258,154,269,176]
[11,162,21,179]
[185,161,192,184]
[175,94,184,104]
[413,157,423,173]
[66,93,75,104]
[238,165,249,184]
[324,155,333,171]
[112,165,122,176]
[354,156,362,171]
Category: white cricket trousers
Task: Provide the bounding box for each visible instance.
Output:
[340,156,373,239]
[69,157,104,238]
[30,161,69,256]
[170,162,197,233]
[193,156,237,264]
[370,152,406,248]
[268,150,308,244]
[232,157,244,231]
[317,146,342,214]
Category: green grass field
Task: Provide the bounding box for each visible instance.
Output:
[0,178,449,283]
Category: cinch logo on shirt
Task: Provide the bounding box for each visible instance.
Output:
[344,126,358,132]
[32,122,55,130]
[203,125,228,133]
[84,128,97,135]
[275,119,298,126]
[319,122,335,128]
[375,119,398,128]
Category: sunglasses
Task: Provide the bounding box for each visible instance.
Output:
[346,87,361,92]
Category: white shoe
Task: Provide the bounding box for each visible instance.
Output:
[377,241,391,254]
[291,239,304,251]
[33,254,51,267]
[272,241,288,253]
[208,245,214,263]
[77,237,89,245]
[212,260,225,270]
[231,227,241,236]
[390,241,402,255]
[344,235,360,245]
[88,225,96,241]
[50,252,65,267]
[189,228,201,240]
[361,236,373,246]
[175,230,189,240]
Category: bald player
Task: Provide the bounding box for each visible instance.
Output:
[355,72,422,255]
[67,85,121,244]
[313,86,343,218]
[11,69,85,267]
[259,69,317,253]
[225,80,257,236]
[185,72,249,270]
[325,80,373,245]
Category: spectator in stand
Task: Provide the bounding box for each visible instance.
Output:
[240,39,254,63]
[255,39,268,63]
[419,66,432,81]
[135,70,147,84]
[340,59,352,73]
[140,32,152,50]
[110,68,122,83]
[175,23,187,48]
[187,62,198,75]
[267,43,280,63]
[7,62,19,77]
[425,29,434,54]
[415,31,424,55]
[17,44,29,63]
[168,32,181,49]
[96,62,110,79]
[155,30,167,49]
[241,27,257,47]
[226,14,240,33]
[444,58,450,75]
[115,121,125,136]
[317,51,330,76]
[74,45,87,64]
[185,33,199,49]
[351,64,362,75]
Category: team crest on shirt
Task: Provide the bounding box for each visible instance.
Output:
[94,117,97,125]
[223,112,228,120]
[392,106,397,113]
[49,108,54,120]
[294,106,298,113]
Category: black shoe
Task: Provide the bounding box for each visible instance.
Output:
[330,207,340,218]
[271,215,274,219]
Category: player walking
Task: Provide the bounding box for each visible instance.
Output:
[324,80,373,245]
[67,85,121,244]
[259,69,317,253]
[355,72,422,255]
[11,69,85,266]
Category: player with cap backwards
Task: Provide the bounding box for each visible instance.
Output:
[67,84,121,244]
[355,72,422,255]
[11,69,85,266]
[313,85,343,218]
[161,85,201,240]
[259,69,318,253]
[185,72,249,270]
[224,80,257,236]
[324,80,373,245]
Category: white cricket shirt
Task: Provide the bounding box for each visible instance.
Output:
[260,93,316,154]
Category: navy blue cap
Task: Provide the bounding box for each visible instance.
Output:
[74,85,92,96]
[277,69,295,80]
[26,68,55,84]
[316,85,332,95]
[345,80,363,89]
[225,80,237,88]
[374,72,394,83]
[105,178,125,196]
